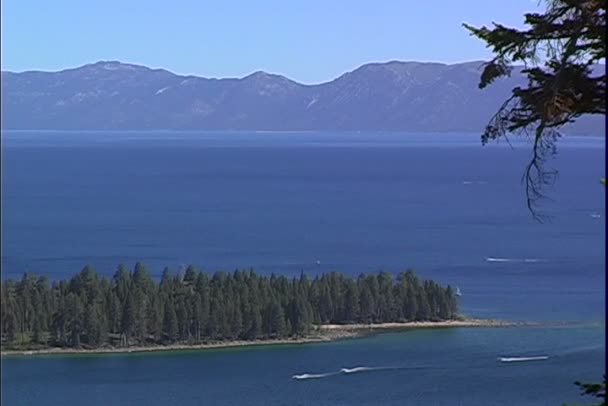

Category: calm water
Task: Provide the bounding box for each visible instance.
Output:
[1,131,605,405]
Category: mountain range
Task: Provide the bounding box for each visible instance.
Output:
[1,60,603,134]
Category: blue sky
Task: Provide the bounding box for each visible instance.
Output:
[1,0,541,83]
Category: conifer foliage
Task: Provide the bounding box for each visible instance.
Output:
[0,264,459,349]
[464,0,605,219]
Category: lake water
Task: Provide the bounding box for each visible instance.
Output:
[1,131,605,405]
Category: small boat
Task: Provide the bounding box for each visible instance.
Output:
[455,287,462,297]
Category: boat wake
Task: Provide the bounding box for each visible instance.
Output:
[498,356,549,363]
[339,366,391,374]
[462,181,488,185]
[485,257,544,263]
[557,345,604,356]
[292,372,337,380]
[295,355,553,380]
[293,366,394,380]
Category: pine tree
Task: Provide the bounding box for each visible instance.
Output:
[183,265,199,286]
[175,295,190,341]
[464,1,605,219]
[343,280,360,323]
[66,293,84,347]
[132,288,148,343]
[190,293,203,342]
[2,287,19,343]
[377,272,394,322]
[147,293,163,342]
[358,280,375,324]
[0,266,458,350]
[113,265,132,305]
[121,293,136,346]
[17,273,35,344]
[290,295,311,337]
[51,295,68,346]
[231,298,243,339]
[246,303,262,340]
[415,290,431,321]
[163,298,178,344]
[107,290,121,336]
[320,283,334,323]
[269,298,286,337]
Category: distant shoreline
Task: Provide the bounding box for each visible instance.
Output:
[1,318,517,357]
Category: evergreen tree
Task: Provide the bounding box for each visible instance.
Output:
[175,295,190,341]
[0,265,458,349]
[183,265,199,285]
[107,290,121,335]
[269,298,286,337]
[147,293,163,342]
[66,293,84,347]
[121,293,136,345]
[415,290,431,321]
[132,288,148,342]
[51,295,68,346]
[377,272,394,322]
[84,303,99,346]
[163,298,178,343]
[231,297,243,339]
[464,0,605,219]
[343,280,360,323]
[358,277,375,324]
[246,303,262,340]
[2,287,19,343]
[114,265,132,305]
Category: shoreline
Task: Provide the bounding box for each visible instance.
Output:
[1,318,518,357]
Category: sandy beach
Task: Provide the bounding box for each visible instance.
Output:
[1,318,516,357]
[319,318,516,333]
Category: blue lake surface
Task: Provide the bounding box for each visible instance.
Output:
[1,131,605,405]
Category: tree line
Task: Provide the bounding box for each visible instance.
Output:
[0,264,459,349]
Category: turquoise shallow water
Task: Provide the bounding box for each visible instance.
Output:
[1,131,605,405]
[2,326,604,406]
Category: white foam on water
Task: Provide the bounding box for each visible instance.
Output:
[485,257,514,262]
[485,257,544,263]
[498,356,549,363]
[340,366,374,374]
[292,372,333,380]
[293,366,395,381]
[340,365,399,374]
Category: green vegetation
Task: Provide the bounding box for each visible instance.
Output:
[465,2,605,403]
[564,376,606,406]
[573,377,606,405]
[0,264,458,350]
[464,0,605,220]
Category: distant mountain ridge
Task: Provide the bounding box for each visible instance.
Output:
[1,60,604,134]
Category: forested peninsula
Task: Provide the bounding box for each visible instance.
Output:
[1,264,463,353]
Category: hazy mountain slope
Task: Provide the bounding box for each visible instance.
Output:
[1,60,602,134]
